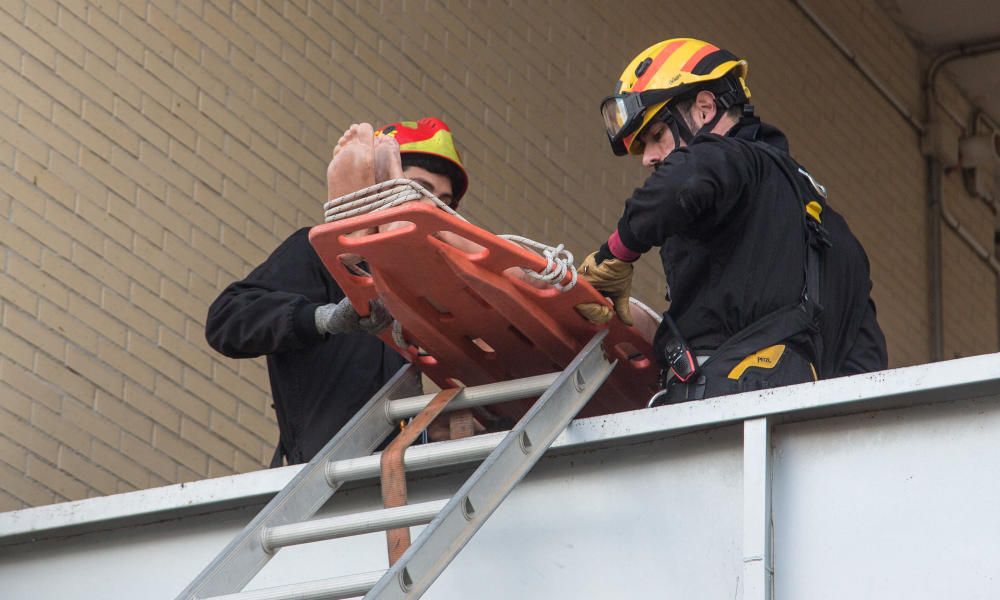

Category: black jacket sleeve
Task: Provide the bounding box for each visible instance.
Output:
[820,209,889,378]
[838,298,888,376]
[205,228,335,358]
[616,135,756,253]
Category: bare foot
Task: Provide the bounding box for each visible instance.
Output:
[374,131,416,234]
[328,123,375,201]
[329,124,376,266]
[373,134,403,183]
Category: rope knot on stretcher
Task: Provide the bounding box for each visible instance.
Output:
[322,179,578,292]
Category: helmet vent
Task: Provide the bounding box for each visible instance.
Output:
[634,57,652,78]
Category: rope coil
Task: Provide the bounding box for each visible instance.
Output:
[324,179,458,222]
[323,179,577,292]
[494,236,577,292]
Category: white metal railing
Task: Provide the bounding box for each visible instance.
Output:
[3,353,1000,547]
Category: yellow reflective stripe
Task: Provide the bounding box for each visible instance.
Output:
[806,200,823,223]
[727,344,786,380]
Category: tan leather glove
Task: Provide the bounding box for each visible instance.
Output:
[575,251,635,326]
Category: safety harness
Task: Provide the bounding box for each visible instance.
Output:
[654,122,832,404]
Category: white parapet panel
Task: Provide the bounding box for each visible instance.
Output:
[1,353,999,600]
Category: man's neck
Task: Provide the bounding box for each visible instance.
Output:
[710,113,740,136]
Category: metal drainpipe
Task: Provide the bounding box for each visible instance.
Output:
[926,155,944,360]
[925,40,1000,360]
[792,0,1000,360]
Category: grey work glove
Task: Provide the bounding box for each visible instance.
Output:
[315,296,393,336]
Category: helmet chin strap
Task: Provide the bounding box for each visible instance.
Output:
[665,100,727,148]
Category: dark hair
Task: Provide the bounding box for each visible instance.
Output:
[400,153,466,207]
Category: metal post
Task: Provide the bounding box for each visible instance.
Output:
[742,417,773,600]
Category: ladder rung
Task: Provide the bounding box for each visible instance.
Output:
[202,571,384,600]
[364,330,614,599]
[386,372,559,420]
[326,431,505,485]
[262,500,449,552]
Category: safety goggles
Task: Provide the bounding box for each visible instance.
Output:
[600,89,677,156]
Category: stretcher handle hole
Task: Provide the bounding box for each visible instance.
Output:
[469,337,496,356]
[421,295,452,319]
[614,342,651,369]
[414,348,438,366]
[336,254,372,278]
[507,325,535,348]
[464,287,493,309]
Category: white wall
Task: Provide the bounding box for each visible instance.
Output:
[2,355,999,600]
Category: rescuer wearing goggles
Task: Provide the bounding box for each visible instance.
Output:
[578,38,887,403]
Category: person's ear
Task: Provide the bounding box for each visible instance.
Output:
[695,90,717,126]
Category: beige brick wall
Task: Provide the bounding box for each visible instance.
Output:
[0,0,996,510]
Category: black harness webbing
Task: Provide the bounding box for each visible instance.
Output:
[660,141,831,400]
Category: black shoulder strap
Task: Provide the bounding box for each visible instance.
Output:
[751,142,831,308]
[694,141,831,377]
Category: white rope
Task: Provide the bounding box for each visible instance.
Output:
[324,179,459,222]
[323,178,577,291]
[496,235,577,292]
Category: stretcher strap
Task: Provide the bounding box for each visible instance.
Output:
[380,387,463,566]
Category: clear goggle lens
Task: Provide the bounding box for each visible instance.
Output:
[601,96,630,139]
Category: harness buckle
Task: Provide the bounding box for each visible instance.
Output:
[806,218,832,249]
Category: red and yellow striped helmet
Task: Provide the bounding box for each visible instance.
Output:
[375,117,469,204]
[601,38,751,155]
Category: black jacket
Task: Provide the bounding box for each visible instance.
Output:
[818,208,888,377]
[617,118,886,375]
[205,227,407,464]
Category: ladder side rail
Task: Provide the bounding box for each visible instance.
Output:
[176,365,421,600]
[366,330,616,600]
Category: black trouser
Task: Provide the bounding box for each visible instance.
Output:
[661,344,816,404]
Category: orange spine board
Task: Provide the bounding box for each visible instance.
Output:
[309,203,658,418]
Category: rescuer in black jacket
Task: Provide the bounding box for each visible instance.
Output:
[206,119,470,465]
[579,38,887,401]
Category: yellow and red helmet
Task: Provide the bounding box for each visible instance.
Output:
[375,117,469,205]
[601,38,751,155]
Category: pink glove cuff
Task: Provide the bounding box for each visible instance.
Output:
[608,230,641,262]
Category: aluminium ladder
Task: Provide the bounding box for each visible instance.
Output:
[176,330,616,600]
